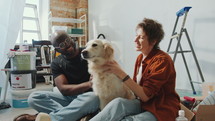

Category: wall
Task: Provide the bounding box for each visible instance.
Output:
[50,0,78,26]
[40,0,88,42]
[49,0,88,45]
[39,0,49,40]
[88,0,215,91]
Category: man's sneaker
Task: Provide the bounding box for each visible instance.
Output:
[13,114,37,121]
[35,113,51,121]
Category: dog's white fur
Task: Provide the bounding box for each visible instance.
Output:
[82,39,135,110]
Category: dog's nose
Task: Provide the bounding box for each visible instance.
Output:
[81,50,88,58]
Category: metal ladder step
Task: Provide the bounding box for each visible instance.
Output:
[191,81,202,84]
[168,50,192,54]
[171,33,180,39]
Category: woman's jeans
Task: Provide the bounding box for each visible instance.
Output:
[28,91,99,121]
[90,98,157,121]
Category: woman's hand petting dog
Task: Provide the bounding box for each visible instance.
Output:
[103,61,127,80]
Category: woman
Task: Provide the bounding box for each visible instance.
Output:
[90,18,180,121]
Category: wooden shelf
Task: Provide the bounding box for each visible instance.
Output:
[48,13,87,47]
[49,17,84,23]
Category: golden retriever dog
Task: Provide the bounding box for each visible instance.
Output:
[81,39,135,110]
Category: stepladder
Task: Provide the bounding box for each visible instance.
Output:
[167,7,205,94]
[21,3,42,41]
[22,3,52,84]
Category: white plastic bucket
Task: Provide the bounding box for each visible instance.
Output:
[10,89,36,108]
[11,70,36,90]
[10,52,36,70]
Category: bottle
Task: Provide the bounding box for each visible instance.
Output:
[23,40,29,51]
[19,40,29,51]
[176,110,188,121]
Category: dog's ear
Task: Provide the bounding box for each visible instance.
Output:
[104,43,114,59]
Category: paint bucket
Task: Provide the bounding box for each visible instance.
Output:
[10,89,36,108]
[10,70,36,90]
[10,52,36,70]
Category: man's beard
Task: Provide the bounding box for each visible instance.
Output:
[63,50,77,58]
[62,42,78,58]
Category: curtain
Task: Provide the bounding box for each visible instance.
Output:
[0,0,25,100]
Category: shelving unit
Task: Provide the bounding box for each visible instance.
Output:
[48,12,87,47]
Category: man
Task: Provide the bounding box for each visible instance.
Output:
[14,31,99,121]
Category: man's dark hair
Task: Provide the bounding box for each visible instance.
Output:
[51,31,71,48]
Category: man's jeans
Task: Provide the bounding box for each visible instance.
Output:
[90,98,157,121]
[28,91,99,121]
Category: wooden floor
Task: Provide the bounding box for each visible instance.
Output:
[0,83,53,121]
[0,85,202,121]
[0,107,37,121]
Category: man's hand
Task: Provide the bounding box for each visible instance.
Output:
[55,74,93,96]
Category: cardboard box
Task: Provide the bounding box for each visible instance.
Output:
[179,82,215,121]
[180,104,215,121]
[202,82,215,98]
[195,105,215,121]
[180,103,195,121]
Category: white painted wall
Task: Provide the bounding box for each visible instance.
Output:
[88,0,215,91]
[39,0,49,40]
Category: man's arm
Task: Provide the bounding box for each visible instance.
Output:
[54,74,92,96]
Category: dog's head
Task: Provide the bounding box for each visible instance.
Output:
[81,39,114,63]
